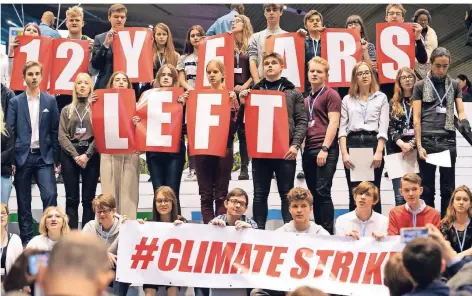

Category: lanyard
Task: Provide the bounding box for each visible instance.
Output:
[358,99,369,124]
[157,53,165,67]
[312,39,319,57]
[74,106,89,128]
[308,85,325,121]
[454,219,470,252]
[235,50,240,69]
[265,83,282,92]
[403,101,412,126]
[426,76,453,107]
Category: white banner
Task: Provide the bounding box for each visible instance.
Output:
[117,222,404,296]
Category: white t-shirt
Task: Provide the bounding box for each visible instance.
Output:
[335,210,389,237]
[26,234,57,251]
[176,53,198,90]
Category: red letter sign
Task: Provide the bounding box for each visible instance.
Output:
[91,89,136,154]
[245,90,289,159]
[321,29,361,87]
[376,23,415,84]
[49,39,90,95]
[10,36,53,91]
[195,33,234,90]
[135,88,184,153]
[113,28,153,83]
[186,90,231,157]
[265,33,305,92]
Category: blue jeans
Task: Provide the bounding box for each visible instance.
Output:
[1,176,12,205]
[15,153,57,244]
[146,142,185,213]
[392,178,405,206]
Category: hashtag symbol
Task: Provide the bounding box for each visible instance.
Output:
[130,237,159,269]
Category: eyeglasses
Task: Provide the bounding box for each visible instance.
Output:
[356,71,371,77]
[387,11,403,17]
[156,199,172,206]
[231,19,243,25]
[228,199,247,207]
[96,208,112,215]
[400,75,415,81]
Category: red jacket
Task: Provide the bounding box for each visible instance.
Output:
[388,202,440,235]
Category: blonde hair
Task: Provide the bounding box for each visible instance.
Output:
[0,110,9,137]
[206,59,225,84]
[233,15,253,54]
[66,6,84,19]
[386,4,406,17]
[391,67,416,119]
[348,62,379,97]
[441,185,472,229]
[353,181,380,204]
[153,64,179,88]
[68,73,93,119]
[1,203,9,215]
[106,71,132,89]
[152,23,179,68]
[304,10,324,26]
[108,4,127,17]
[308,56,330,74]
[92,194,117,212]
[39,206,70,236]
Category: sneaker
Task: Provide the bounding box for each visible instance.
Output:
[296,171,305,179]
[56,173,63,184]
[238,165,249,180]
[185,170,197,181]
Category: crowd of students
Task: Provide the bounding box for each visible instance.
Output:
[1,3,472,296]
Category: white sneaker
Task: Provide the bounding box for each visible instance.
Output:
[185,170,197,181]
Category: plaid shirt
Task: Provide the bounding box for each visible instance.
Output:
[210,214,258,229]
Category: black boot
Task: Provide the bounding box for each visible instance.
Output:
[238,165,249,180]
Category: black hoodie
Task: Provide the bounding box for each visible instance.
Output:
[251,77,308,148]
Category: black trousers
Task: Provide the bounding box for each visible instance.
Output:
[344,132,384,214]
[302,144,339,234]
[61,146,100,229]
[252,158,296,229]
[418,134,457,217]
[237,104,249,166]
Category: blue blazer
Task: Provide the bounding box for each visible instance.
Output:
[6,91,60,167]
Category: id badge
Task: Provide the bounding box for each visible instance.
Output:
[75,127,86,135]
[308,120,315,128]
[436,106,447,114]
[1,268,5,276]
[403,128,414,136]
[234,68,243,74]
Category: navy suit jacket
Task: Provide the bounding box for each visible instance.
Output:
[6,91,60,167]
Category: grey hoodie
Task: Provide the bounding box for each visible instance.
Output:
[82,213,122,254]
[276,221,330,235]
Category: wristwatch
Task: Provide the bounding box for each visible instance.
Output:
[321,146,329,152]
[85,152,92,159]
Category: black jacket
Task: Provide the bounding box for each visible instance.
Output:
[1,83,15,120]
[1,125,14,176]
[251,77,308,148]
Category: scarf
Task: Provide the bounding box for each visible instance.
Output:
[422,74,455,131]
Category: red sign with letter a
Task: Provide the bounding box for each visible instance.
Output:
[91,89,137,154]
[376,23,415,84]
[195,32,234,90]
[135,88,184,153]
[245,90,289,159]
[186,90,231,157]
[49,39,90,95]
[10,36,53,91]
[265,33,305,93]
[113,27,153,83]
